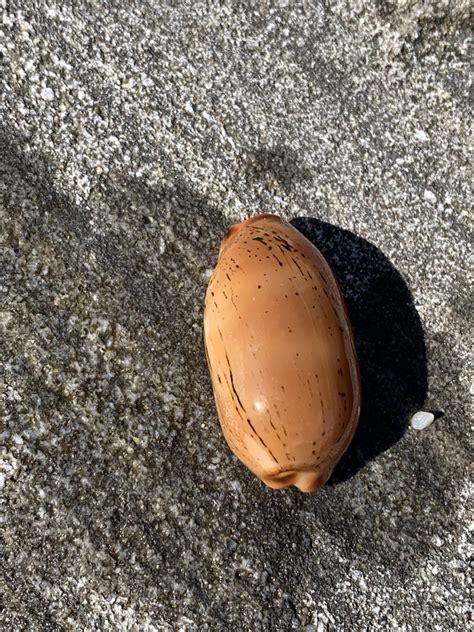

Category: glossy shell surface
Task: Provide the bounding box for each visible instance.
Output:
[204,214,361,492]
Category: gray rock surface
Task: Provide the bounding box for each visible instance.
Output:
[1,1,471,630]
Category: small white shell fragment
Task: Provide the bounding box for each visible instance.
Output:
[410,411,435,430]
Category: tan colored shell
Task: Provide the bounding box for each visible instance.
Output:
[204,214,361,492]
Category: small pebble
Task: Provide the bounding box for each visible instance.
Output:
[414,129,429,142]
[423,189,437,204]
[40,87,55,101]
[410,411,435,430]
[0,311,13,329]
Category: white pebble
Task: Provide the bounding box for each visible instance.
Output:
[158,236,166,255]
[410,411,435,430]
[423,189,437,204]
[414,129,429,142]
[0,311,13,329]
[40,87,55,101]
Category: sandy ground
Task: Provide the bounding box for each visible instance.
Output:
[1,1,472,630]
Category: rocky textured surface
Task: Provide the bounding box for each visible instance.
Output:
[1,1,471,630]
